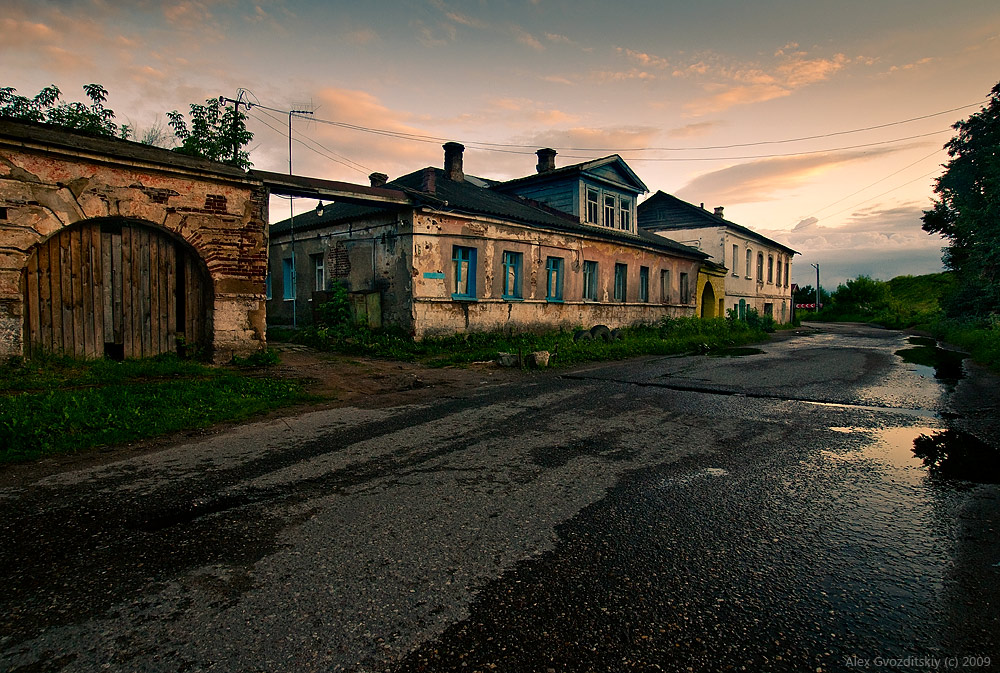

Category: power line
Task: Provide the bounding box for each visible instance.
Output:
[820,168,943,223]
[248,111,371,176]
[251,107,372,175]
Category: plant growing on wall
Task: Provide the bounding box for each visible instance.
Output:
[167,97,253,170]
[0,84,130,138]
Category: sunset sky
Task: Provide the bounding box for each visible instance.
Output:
[4,0,999,287]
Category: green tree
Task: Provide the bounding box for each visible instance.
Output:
[922,81,1000,318]
[831,275,889,314]
[167,97,253,169]
[793,284,830,306]
[0,84,130,138]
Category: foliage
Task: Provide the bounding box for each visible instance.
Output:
[0,84,130,138]
[726,306,776,333]
[0,354,315,463]
[315,282,353,332]
[922,81,1000,318]
[278,316,771,369]
[932,316,1000,373]
[167,97,253,169]
[831,275,890,314]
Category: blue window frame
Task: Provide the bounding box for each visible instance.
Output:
[546,256,564,301]
[282,257,295,301]
[583,260,598,301]
[502,251,523,299]
[639,266,649,302]
[452,246,477,299]
[614,263,627,302]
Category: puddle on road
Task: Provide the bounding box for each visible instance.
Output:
[822,425,1000,484]
[895,337,968,389]
[912,429,1000,483]
[707,347,765,358]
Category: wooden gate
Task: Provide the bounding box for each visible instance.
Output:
[22,220,209,359]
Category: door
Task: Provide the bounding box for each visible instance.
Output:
[23,220,208,359]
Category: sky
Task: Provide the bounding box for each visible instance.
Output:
[4,0,1000,289]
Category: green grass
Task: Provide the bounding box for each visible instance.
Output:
[0,353,316,464]
[280,316,772,369]
[933,318,1000,373]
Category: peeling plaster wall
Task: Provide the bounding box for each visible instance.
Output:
[409,210,700,338]
[0,132,267,361]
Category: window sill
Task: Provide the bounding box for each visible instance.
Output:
[546,298,564,303]
[451,294,477,302]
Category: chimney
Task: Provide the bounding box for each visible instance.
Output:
[700,203,705,209]
[714,206,724,218]
[421,167,436,193]
[369,172,388,188]
[443,142,465,182]
[536,147,557,173]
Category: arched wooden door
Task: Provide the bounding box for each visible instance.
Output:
[22,220,209,359]
[700,282,716,318]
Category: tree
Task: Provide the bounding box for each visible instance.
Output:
[793,284,830,306]
[0,84,130,139]
[167,97,252,170]
[831,275,890,314]
[922,81,1000,318]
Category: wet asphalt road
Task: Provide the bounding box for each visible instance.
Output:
[2,323,999,672]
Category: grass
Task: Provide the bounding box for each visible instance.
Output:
[933,318,1000,373]
[0,353,316,464]
[279,316,774,369]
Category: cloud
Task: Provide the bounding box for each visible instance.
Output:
[345,28,379,45]
[162,1,214,30]
[511,26,544,51]
[675,147,908,205]
[617,47,670,69]
[540,75,574,85]
[484,97,580,125]
[885,57,935,74]
[591,69,657,83]
[545,32,574,45]
[679,49,853,115]
[667,121,724,138]
[0,18,55,47]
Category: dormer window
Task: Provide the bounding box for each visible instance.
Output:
[586,188,599,224]
[619,198,631,231]
[604,195,616,228]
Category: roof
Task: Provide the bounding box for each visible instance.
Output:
[0,117,254,183]
[493,154,648,194]
[638,191,797,255]
[271,168,706,260]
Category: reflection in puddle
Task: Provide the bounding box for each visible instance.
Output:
[895,337,967,389]
[821,426,931,485]
[912,430,1000,483]
[708,347,765,358]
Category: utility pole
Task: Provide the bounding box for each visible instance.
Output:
[219,90,252,167]
[287,108,313,328]
[811,263,821,312]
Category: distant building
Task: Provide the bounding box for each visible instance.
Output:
[638,192,796,322]
[267,145,709,337]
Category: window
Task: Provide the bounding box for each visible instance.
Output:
[265,269,272,300]
[583,260,599,300]
[502,250,523,299]
[282,257,295,300]
[763,303,774,317]
[767,255,774,284]
[614,263,628,302]
[679,272,690,304]
[586,188,599,224]
[784,261,790,287]
[639,266,649,302]
[312,253,325,291]
[452,246,477,299]
[660,269,671,303]
[619,198,631,231]
[732,244,739,276]
[604,195,616,228]
[746,249,752,278]
[757,252,764,282]
[775,257,782,286]
[546,256,564,301]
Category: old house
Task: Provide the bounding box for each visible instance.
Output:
[0,119,268,362]
[267,145,708,337]
[638,191,796,322]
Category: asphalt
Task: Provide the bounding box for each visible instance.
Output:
[1,323,998,672]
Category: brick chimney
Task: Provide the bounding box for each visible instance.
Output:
[443,142,465,182]
[369,172,388,188]
[536,148,557,173]
[714,206,724,218]
[421,167,436,193]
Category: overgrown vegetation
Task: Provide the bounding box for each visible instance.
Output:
[0,354,314,463]
[0,84,131,138]
[279,284,773,368]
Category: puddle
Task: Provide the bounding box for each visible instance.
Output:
[895,337,967,389]
[821,426,931,484]
[708,347,765,358]
[912,429,1000,483]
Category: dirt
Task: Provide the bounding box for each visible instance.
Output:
[0,344,528,487]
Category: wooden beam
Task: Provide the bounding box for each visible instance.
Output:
[252,170,412,207]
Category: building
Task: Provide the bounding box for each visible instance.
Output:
[267,145,709,337]
[0,118,268,362]
[638,191,796,322]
